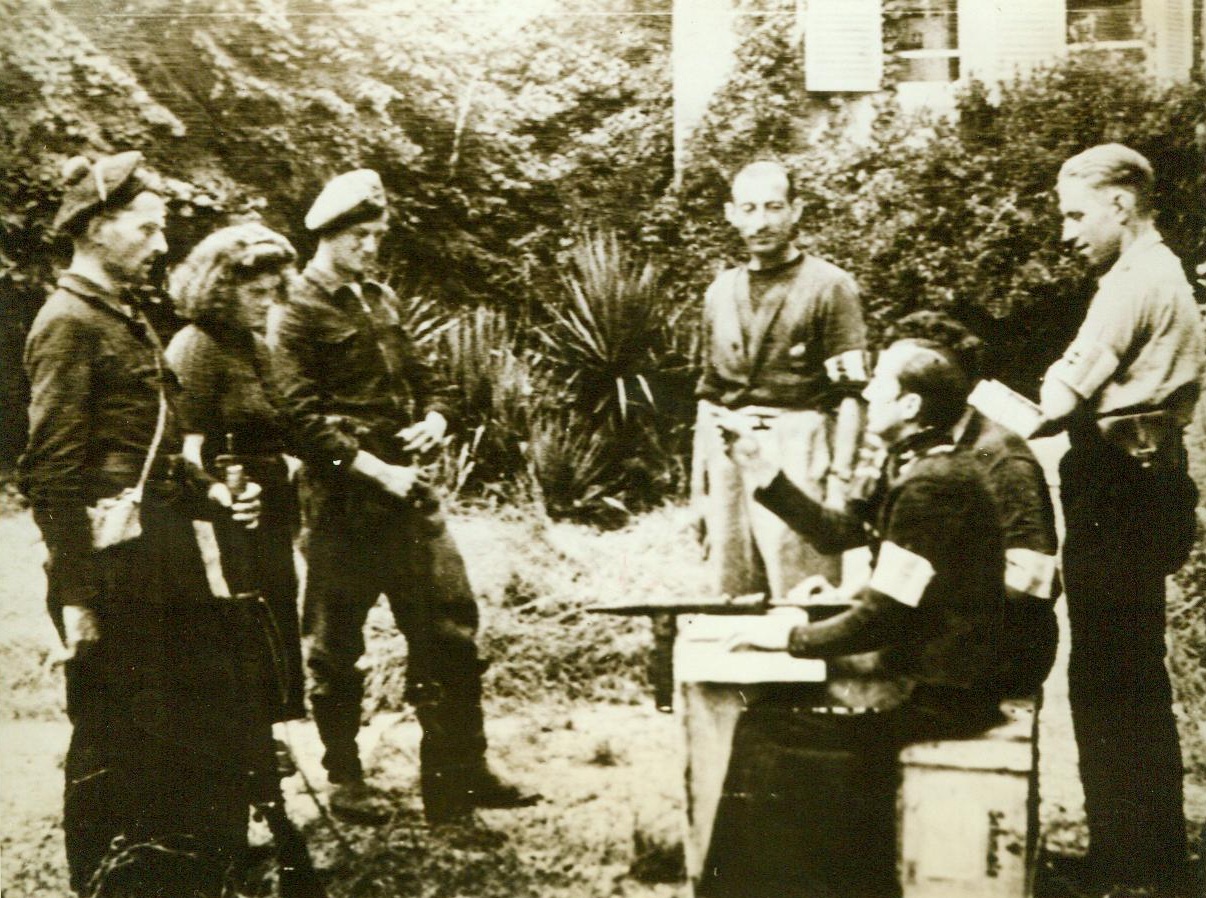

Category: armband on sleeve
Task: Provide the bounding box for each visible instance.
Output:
[823,349,869,387]
[1004,548,1058,600]
[1047,338,1119,400]
[867,541,934,608]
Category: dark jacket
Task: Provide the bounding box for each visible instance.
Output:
[756,428,1005,693]
[265,264,451,475]
[20,273,210,611]
[165,323,290,462]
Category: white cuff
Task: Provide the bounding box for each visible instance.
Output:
[1005,548,1058,599]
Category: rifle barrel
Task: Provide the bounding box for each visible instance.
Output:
[588,595,767,616]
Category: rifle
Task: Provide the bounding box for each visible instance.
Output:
[586,593,769,617]
[207,449,327,898]
[589,594,768,711]
[259,801,328,898]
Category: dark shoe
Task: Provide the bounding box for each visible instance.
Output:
[328,780,393,826]
[464,766,541,809]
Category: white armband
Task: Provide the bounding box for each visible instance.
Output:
[824,349,869,385]
[1004,548,1058,600]
[868,541,934,608]
[1047,338,1119,400]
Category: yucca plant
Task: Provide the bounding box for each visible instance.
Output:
[522,409,628,526]
[435,305,545,493]
[537,230,670,425]
[399,292,456,348]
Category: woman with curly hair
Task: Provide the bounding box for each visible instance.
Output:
[166,222,306,724]
[165,224,331,897]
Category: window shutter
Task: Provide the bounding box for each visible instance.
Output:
[1143,0,1194,81]
[804,0,883,92]
[958,0,1067,87]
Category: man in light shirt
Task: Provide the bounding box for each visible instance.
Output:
[1034,143,1204,898]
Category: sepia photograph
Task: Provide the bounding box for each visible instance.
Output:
[1,1,1204,896]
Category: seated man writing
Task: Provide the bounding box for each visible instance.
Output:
[700,338,1005,898]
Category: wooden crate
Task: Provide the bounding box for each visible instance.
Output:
[899,699,1040,898]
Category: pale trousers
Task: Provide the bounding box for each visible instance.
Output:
[694,400,841,600]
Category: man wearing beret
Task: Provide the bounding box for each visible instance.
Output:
[21,152,262,896]
[267,169,536,826]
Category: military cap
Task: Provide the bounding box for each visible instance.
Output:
[53,151,154,235]
[304,169,388,234]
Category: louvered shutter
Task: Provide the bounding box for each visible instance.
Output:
[804,0,884,92]
[1143,0,1194,81]
[958,0,1068,87]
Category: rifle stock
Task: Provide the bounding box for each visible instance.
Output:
[261,801,327,898]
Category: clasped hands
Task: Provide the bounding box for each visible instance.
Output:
[207,480,263,528]
[353,412,447,501]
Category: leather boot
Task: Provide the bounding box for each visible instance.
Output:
[415,682,539,824]
[309,691,364,785]
[328,780,393,826]
[462,762,541,809]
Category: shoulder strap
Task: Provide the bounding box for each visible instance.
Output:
[132,312,171,498]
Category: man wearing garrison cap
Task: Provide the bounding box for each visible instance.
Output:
[267,169,537,826]
[21,152,263,896]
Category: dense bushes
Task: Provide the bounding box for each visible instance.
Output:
[649,46,1205,396]
[2,0,1203,519]
[0,0,671,472]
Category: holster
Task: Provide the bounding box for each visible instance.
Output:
[1095,410,1185,471]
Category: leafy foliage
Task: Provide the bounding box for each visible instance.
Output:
[648,39,1206,395]
[0,0,672,471]
[539,231,667,423]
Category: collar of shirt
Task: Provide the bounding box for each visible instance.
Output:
[888,426,954,480]
[57,272,138,319]
[1099,227,1164,287]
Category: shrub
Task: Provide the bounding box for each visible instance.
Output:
[649,50,1206,397]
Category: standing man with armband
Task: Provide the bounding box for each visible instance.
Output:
[1033,144,1204,898]
[692,160,867,602]
[267,169,537,827]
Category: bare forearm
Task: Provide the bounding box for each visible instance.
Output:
[831,396,863,477]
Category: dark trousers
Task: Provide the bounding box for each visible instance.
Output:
[303,483,484,785]
[998,599,1059,699]
[1060,435,1196,889]
[699,687,1001,898]
[58,499,252,896]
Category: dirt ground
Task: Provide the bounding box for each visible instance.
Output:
[1,500,1203,897]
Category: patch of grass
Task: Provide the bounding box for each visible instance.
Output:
[361,500,711,718]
